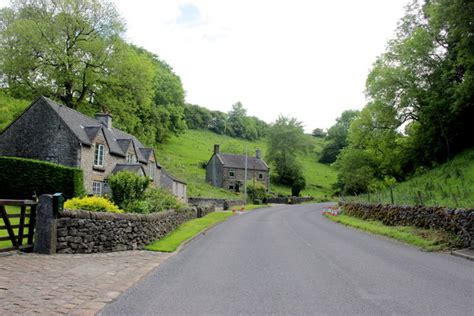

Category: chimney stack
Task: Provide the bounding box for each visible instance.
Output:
[214,144,220,154]
[95,113,112,129]
[256,149,261,159]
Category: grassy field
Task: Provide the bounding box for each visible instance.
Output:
[343,148,474,208]
[156,129,337,200]
[326,214,461,251]
[0,205,31,249]
[145,212,234,252]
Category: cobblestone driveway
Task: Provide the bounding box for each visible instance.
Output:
[0,251,172,315]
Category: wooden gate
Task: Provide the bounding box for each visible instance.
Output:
[0,199,37,253]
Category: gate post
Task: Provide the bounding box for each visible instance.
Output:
[34,195,58,254]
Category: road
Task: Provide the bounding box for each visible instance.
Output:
[102,203,473,315]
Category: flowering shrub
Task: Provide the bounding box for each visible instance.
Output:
[64,196,123,213]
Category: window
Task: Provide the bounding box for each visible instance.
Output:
[148,162,155,180]
[229,169,235,178]
[92,181,103,195]
[126,154,136,164]
[229,185,234,190]
[258,173,264,180]
[94,144,105,167]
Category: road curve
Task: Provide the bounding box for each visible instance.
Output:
[102,203,473,315]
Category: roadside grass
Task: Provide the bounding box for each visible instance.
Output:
[145,212,234,252]
[0,205,29,249]
[325,214,460,251]
[156,129,337,200]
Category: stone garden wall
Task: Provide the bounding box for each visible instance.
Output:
[188,197,245,210]
[55,205,214,254]
[340,202,474,248]
[267,196,314,204]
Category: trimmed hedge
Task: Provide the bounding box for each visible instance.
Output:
[339,202,474,247]
[0,156,85,199]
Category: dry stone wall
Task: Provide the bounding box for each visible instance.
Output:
[340,202,474,248]
[55,206,214,254]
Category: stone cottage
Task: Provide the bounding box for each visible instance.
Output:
[206,144,270,192]
[160,169,187,201]
[0,96,186,199]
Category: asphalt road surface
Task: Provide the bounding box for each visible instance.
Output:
[102,203,473,315]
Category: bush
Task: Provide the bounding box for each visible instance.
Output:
[246,182,267,204]
[64,196,122,213]
[108,171,150,208]
[124,187,185,214]
[0,156,85,199]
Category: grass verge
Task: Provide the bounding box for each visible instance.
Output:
[145,212,234,252]
[0,205,30,249]
[325,214,460,251]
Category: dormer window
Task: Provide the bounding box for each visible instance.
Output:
[126,154,136,164]
[94,144,105,167]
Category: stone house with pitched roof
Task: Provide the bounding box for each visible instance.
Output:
[206,144,270,192]
[0,96,186,199]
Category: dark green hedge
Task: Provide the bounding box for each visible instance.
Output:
[0,156,85,199]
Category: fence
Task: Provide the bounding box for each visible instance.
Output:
[0,199,37,253]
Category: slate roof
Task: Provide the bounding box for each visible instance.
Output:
[217,153,269,171]
[41,97,157,166]
[161,168,187,184]
[112,164,145,175]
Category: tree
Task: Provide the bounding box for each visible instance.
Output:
[0,0,124,108]
[319,110,359,163]
[267,116,308,193]
[311,128,326,138]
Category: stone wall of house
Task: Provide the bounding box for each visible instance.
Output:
[55,206,214,254]
[267,196,314,204]
[188,197,245,210]
[340,202,474,248]
[0,98,80,167]
[222,167,269,192]
[205,155,224,187]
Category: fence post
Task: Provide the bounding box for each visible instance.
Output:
[33,195,58,254]
[390,188,394,205]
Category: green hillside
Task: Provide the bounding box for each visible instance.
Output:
[155,129,337,200]
[345,148,474,208]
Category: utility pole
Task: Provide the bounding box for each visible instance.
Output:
[244,146,248,203]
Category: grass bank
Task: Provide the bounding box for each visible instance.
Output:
[145,212,234,252]
[326,214,460,251]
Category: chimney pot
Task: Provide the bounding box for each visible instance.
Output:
[214,144,220,154]
[256,149,261,159]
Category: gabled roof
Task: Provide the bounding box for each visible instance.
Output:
[111,164,145,175]
[41,97,153,164]
[217,153,269,171]
[161,168,187,184]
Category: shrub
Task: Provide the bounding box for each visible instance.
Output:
[246,182,267,204]
[108,171,149,208]
[64,196,122,213]
[0,156,85,199]
[124,187,185,214]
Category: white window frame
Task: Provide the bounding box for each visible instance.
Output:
[94,144,105,167]
[229,169,235,178]
[92,181,103,196]
[258,173,264,180]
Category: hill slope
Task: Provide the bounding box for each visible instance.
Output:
[346,148,474,208]
[155,129,337,200]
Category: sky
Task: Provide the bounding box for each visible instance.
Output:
[0,0,409,132]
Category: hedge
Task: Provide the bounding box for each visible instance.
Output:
[0,156,85,199]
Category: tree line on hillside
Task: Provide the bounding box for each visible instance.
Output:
[317,0,474,196]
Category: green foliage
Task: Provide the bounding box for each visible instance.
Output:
[64,196,122,213]
[0,156,84,199]
[0,91,29,131]
[124,187,185,214]
[246,182,267,204]
[108,171,149,209]
[311,128,326,138]
[319,110,359,164]
[291,175,306,197]
[334,0,474,194]
[0,1,186,144]
[145,212,234,252]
